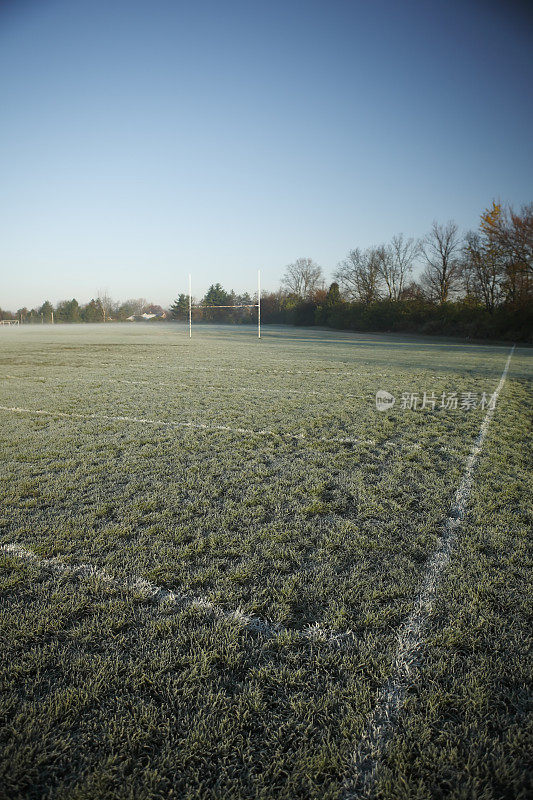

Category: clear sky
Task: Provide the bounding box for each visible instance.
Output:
[1,0,532,310]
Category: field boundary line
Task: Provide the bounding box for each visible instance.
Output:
[0,543,351,645]
[0,405,373,446]
[341,343,515,800]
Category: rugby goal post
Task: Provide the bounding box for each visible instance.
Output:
[187,270,261,339]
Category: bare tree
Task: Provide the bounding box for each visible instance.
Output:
[126,298,148,315]
[377,234,419,300]
[334,247,383,303]
[281,258,324,299]
[419,221,463,303]
[485,202,532,307]
[488,202,533,277]
[97,290,114,322]
[463,230,503,311]
[399,280,426,301]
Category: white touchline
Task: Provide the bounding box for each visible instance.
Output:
[0,405,373,446]
[341,344,515,800]
[0,543,351,645]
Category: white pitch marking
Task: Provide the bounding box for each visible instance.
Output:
[0,543,351,644]
[341,344,515,799]
[0,405,373,446]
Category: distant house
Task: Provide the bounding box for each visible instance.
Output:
[126,311,167,322]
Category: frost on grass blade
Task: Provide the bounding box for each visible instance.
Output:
[0,404,374,446]
[0,543,352,644]
[342,344,515,799]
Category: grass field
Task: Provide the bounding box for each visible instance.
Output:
[0,323,531,799]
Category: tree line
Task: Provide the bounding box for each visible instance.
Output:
[2,201,531,341]
[170,284,256,323]
[261,202,532,341]
[0,296,166,324]
[276,202,531,308]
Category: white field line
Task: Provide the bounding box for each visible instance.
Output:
[341,344,515,800]
[0,405,373,446]
[0,543,350,645]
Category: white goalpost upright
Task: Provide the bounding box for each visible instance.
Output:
[188,273,192,339]
[187,271,261,339]
[257,269,261,339]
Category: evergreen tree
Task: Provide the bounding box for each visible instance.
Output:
[55,299,81,323]
[202,284,231,321]
[82,299,103,322]
[39,301,54,323]
[170,294,189,320]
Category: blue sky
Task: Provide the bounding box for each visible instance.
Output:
[1,0,532,309]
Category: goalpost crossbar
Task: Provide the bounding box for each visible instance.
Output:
[191,304,259,309]
[187,271,261,339]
